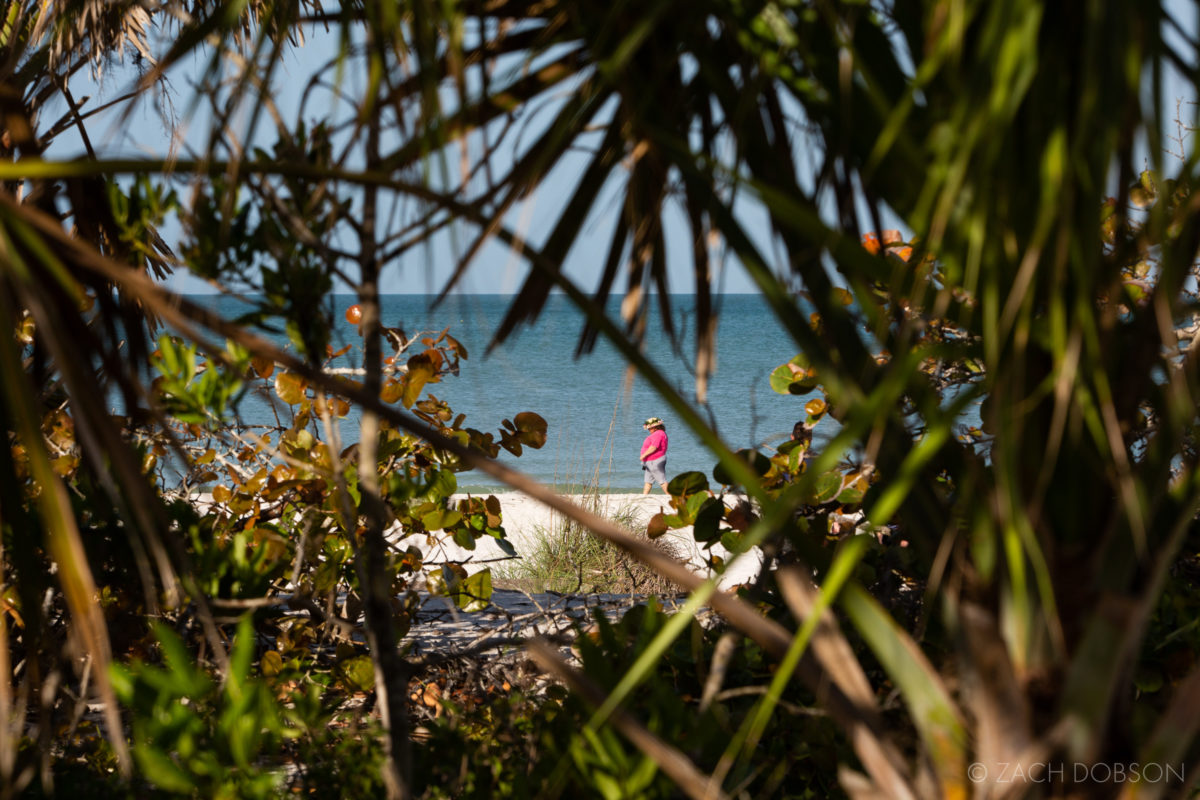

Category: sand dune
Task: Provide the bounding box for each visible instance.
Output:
[186,489,764,592]
[416,491,763,591]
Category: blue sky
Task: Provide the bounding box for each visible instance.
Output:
[45,5,1200,296]
[48,25,768,296]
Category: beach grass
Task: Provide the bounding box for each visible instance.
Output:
[494,494,685,596]
[496,399,688,595]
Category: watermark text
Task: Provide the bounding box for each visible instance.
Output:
[967,761,1184,785]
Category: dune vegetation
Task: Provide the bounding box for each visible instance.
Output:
[4,1,1200,798]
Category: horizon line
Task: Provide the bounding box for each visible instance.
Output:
[175,290,765,296]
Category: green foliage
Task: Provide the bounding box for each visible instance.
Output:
[110,619,288,798]
[151,336,250,428]
[144,326,543,617]
[289,713,388,799]
[414,604,849,799]
[9,0,1200,797]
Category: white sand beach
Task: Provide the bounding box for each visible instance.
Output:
[402,491,763,657]
[187,489,765,592]
[421,491,764,592]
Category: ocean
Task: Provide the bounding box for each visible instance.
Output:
[189,294,826,493]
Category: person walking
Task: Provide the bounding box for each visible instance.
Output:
[640,417,669,494]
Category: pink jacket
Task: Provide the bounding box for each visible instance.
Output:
[640,429,667,462]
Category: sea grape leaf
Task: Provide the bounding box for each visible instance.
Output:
[426,469,457,500]
[452,525,476,550]
[721,527,747,554]
[685,491,711,521]
[726,502,755,532]
[441,563,468,597]
[807,471,843,504]
[338,655,375,693]
[769,355,819,395]
[647,512,669,539]
[693,497,724,542]
[312,561,339,594]
[668,471,709,497]
[837,486,866,505]
[402,353,436,407]
[422,508,463,531]
[457,570,493,612]
[836,472,870,506]
[713,449,771,485]
[251,356,275,378]
[381,378,403,404]
[444,333,468,359]
[514,411,548,448]
[275,372,307,405]
[484,495,502,527]
[769,362,799,394]
[498,432,523,456]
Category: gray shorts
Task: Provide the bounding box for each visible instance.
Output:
[642,457,667,484]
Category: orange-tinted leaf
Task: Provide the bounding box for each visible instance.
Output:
[381,379,403,404]
[275,372,307,404]
[252,356,275,378]
[402,357,435,408]
[484,495,502,527]
[244,467,269,495]
[444,333,468,360]
[726,502,756,532]
[261,650,284,677]
[513,411,548,448]
[51,454,79,476]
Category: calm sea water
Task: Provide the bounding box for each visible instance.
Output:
[191,294,824,492]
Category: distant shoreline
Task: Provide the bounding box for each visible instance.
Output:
[455,485,658,495]
[172,291,760,297]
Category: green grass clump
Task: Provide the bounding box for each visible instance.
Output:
[496,498,685,596]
